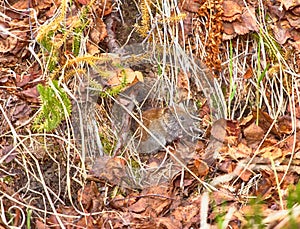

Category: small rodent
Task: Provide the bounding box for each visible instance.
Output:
[111,78,200,154]
[135,105,197,154]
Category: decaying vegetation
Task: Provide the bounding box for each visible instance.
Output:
[0,0,300,228]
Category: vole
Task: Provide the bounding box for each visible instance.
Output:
[111,77,200,154]
[135,105,198,154]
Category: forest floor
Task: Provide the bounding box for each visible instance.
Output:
[1,0,300,228]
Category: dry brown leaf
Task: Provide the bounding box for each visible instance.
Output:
[47,206,78,227]
[243,67,253,79]
[280,132,300,156]
[232,7,258,35]
[241,203,268,218]
[279,0,300,10]
[292,5,300,15]
[286,13,300,29]
[243,122,265,142]
[218,159,235,173]
[223,22,236,36]
[89,17,107,44]
[226,120,241,145]
[180,0,201,13]
[76,0,90,5]
[290,28,300,41]
[90,156,128,186]
[277,115,296,134]
[92,0,113,17]
[271,22,291,44]
[210,119,241,145]
[119,68,144,84]
[228,143,253,160]
[128,185,172,216]
[267,3,286,18]
[12,0,33,10]
[240,114,254,126]
[15,70,42,88]
[128,199,147,213]
[0,145,18,163]
[75,215,99,228]
[77,181,101,211]
[194,159,209,176]
[234,165,252,182]
[18,87,40,103]
[171,204,199,223]
[156,217,182,229]
[106,68,143,88]
[211,118,227,142]
[232,20,250,35]
[241,6,258,32]
[0,34,18,53]
[110,193,138,210]
[211,188,236,205]
[35,220,51,229]
[255,176,274,199]
[222,0,242,22]
[254,109,279,136]
[87,42,100,55]
[105,70,122,86]
[12,102,31,123]
[171,139,198,164]
[260,146,283,161]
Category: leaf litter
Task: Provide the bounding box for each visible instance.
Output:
[0,0,300,228]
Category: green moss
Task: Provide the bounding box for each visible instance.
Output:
[33,80,71,132]
[244,198,265,229]
[99,133,114,155]
[72,6,90,56]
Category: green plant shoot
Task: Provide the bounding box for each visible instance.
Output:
[33,80,71,132]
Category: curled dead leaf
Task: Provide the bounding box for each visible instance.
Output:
[279,0,300,11]
[292,5,300,15]
[286,12,300,29]
[0,36,18,53]
[241,7,258,32]
[90,17,107,44]
[12,102,31,123]
[272,22,291,44]
[222,1,242,22]
[232,7,258,35]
